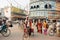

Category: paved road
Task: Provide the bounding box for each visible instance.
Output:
[0,23,60,40]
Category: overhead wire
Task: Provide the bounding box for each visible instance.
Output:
[13,0,25,9]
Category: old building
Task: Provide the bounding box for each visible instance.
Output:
[56,0,60,20]
[2,6,27,21]
[11,6,27,21]
[48,0,60,20]
[29,0,56,20]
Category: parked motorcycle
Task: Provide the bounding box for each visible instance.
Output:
[0,24,11,37]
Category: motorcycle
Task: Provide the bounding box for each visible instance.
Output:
[48,27,57,36]
[0,24,11,37]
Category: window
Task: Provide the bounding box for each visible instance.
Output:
[34,6,36,8]
[49,4,52,8]
[36,5,39,8]
[44,4,52,9]
[45,4,48,8]
[30,6,34,9]
[30,5,39,9]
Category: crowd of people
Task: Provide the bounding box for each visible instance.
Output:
[0,18,60,39]
[23,19,48,36]
[20,19,60,37]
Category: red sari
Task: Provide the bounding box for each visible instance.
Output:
[29,21,34,32]
[37,22,42,33]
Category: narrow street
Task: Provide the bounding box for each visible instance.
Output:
[0,0,60,40]
[0,23,60,40]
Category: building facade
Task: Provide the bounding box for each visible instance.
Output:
[11,6,27,21]
[55,0,60,19]
[48,0,60,20]
[29,0,56,20]
[1,6,27,21]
